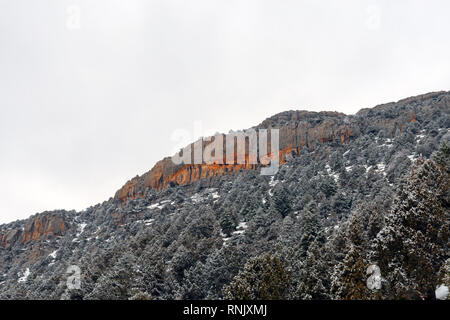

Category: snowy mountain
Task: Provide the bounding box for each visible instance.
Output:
[0,91,449,300]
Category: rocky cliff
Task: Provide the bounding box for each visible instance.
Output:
[115,92,448,202]
[0,90,448,300]
[0,212,68,248]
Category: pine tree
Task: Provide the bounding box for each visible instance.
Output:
[373,156,449,299]
[273,185,292,218]
[433,141,450,170]
[331,245,372,300]
[297,240,330,300]
[223,254,291,300]
[220,211,237,236]
[298,201,325,259]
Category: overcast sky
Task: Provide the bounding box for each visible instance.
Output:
[0,0,449,223]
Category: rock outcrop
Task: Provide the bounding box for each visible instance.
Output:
[0,229,21,248]
[21,213,67,243]
[115,92,450,202]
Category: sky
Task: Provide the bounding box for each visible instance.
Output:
[0,0,449,223]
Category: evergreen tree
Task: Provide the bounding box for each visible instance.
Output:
[373,157,449,299]
[297,240,330,300]
[220,211,237,236]
[433,141,450,170]
[298,201,325,259]
[331,245,374,300]
[223,254,291,300]
[273,185,292,218]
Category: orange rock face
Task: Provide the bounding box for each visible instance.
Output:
[21,214,67,244]
[114,102,428,202]
[114,115,357,202]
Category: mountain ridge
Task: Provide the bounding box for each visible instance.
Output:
[0,90,448,300]
[114,91,449,202]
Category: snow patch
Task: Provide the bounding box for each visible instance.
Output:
[148,200,170,210]
[435,285,449,300]
[17,268,30,283]
[232,221,248,235]
[144,219,154,226]
[76,223,87,237]
[48,250,58,259]
[268,177,279,196]
[190,193,203,203]
[269,176,278,187]
[211,192,220,199]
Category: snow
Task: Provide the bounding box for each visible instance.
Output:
[17,268,30,283]
[147,199,172,209]
[416,134,426,141]
[211,192,220,199]
[330,173,339,182]
[324,164,339,183]
[435,285,449,300]
[134,218,155,226]
[373,163,387,176]
[48,250,58,259]
[268,176,279,187]
[148,203,159,209]
[76,223,87,237]
[190,193,202,203]
[221,221,249,243]
[144,219,154,226]
[232,221,248,235]
[268,177,279,196]
[237,221,247,229]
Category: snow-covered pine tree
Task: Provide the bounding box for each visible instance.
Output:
[223,254,291,300]
[298,201,325,259]
[331,245,371,300]
[296,240,330,300]
[373,151,449,299]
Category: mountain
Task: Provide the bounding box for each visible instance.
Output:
[114,93,437,201]
[0,91,449,300]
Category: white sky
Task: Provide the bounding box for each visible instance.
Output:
[0,0,449,223]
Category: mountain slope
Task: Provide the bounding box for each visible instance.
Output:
[0,91,449,300]
[114,92,448,201]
